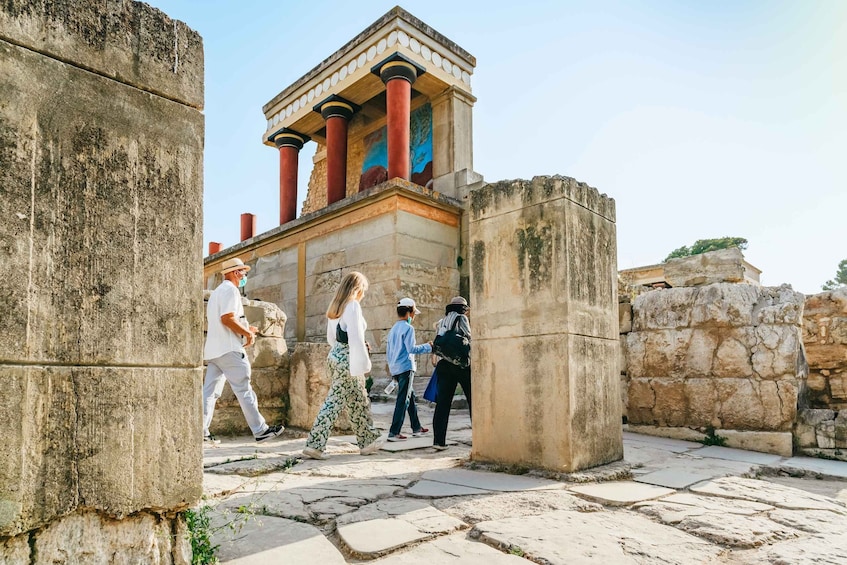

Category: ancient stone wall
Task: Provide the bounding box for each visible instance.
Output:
[470,175,622,472]
[0,0,203,561]
[625,284,806,455]
[793,288,847,459]
[801,288,847,409]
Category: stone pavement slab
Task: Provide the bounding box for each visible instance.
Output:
[633,468,714,489]
[635,499,799,548]
[568,481,675,506]
[407,480,490,498]
[421,468,565,492]
[695,445,784,465]
[381,437,457,451]
[203,474,252,498]
[472,509,722,564]
[434,490,602,523]
[690,477,847,514]
[212,514,345,564]
[371,533,528,564]
[623,431,703,453]
[338,517,429,555]
[778,456,847,479]
[760,476,847,504]
[657,493,774,514]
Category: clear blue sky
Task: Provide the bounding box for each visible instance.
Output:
[148,1,846,295]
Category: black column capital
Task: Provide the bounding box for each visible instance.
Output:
[312,94,360,121]
[269,128,310,150]
[370,52,426,85]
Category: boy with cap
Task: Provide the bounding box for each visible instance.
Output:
[385,297,432,441]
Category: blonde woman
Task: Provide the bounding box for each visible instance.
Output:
[302,272,383,459]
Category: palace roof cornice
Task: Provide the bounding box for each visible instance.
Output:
[261,6,476,145]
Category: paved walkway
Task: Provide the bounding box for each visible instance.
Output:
[203,402,847,563]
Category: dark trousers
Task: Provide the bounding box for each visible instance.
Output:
[389,370,422,436]
[432,360,472,447]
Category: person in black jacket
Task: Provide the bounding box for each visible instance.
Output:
[432,296,471,450]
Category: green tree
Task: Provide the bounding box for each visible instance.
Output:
[663,237,748,263]
[822,259,847,291]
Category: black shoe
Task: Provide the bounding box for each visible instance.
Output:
[255,424,285,442]
[203,434,221,445]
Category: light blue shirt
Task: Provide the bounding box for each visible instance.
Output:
[386,319,432,376]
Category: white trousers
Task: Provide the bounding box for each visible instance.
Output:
[203,351,267,436]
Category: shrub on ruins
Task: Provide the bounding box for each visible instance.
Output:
[663,237,748,262]
[822,258,847,290]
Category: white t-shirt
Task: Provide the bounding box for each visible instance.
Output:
[204,280,245,360]
[326,300,371,376]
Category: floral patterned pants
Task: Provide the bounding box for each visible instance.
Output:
[305,343,381,451]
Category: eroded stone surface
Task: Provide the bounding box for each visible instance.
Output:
[690,477,847,514]
[421,468,566,492]
[338,518,430,556]
[472,509,722,564]
[434,490,602,524]
[371,533,528,564]
[569,481,675,506]
[212,514,345,564]
[636,499,798,548]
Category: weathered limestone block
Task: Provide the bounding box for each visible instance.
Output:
[628,376,797,432]
[0,0,203,543]
[0,367,201,536]
[0,16,203,369]
[802,288,847,409]
[32,511,176,565]
[0,0,203,108]
[664,247,746,287]
[469,176,621,471]
[247,336,289,369]
[0,534,29,564]
[288,343,352,431]
[244,298,288,338]
[619,301,632,334]
[626,283,805,443]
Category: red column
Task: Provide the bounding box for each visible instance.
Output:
[325,114,349,204]
[208,241,222,255]
[314,95,358,205]
[385,77,412,180]
[371,54,425,182]
[279,144,299,223]
[240,213,256,241]
[270,128,309,225]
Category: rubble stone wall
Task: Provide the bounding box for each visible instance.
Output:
[625,283,806,455]
[0,0,203,561]
[793,288,847,459]
[801,288,847,409]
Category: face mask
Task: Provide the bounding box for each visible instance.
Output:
[238,276,247,289]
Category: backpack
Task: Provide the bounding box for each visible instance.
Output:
[433,317,470,368]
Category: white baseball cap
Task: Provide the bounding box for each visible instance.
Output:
[397,297,421,314]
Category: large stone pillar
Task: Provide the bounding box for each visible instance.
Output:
[431,85,477,197]
[371,53,425,181]
[313,95,359,203]
[271,128,309,225]
[469,176,622,472]
[0,0,203,560]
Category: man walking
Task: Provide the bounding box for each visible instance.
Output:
[203,258,284,443]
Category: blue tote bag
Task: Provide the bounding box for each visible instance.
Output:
[423,367,439,402]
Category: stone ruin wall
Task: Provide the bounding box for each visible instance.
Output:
[0,0,203,562]
[795,288,847,459]
[621,250,806,456]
